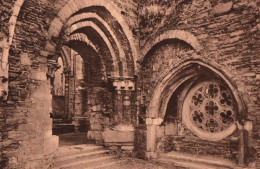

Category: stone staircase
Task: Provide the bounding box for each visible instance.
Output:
[51,144,125,169]
[157,151,239,169]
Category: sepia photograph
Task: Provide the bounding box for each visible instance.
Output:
[0,0,259,168]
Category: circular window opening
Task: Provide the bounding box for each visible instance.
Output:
[183,80,237,141]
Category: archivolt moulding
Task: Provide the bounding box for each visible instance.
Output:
[47,0,138,76]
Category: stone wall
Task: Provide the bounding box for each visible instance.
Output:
[6,0,61,167]
[137,0,260,166]
[141,39,194,106]
[1,0,60,168]
[0,1,15,168]
[156,122,238,160]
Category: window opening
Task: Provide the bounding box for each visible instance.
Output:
[182,80,237,141]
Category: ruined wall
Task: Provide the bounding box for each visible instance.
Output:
[0,0,139,167]
[141,40,194,105]
[112,0,139,75]
[140,40,240,161]
[1,0,61,168]
[0,1,15,167]
[137,0,260,166]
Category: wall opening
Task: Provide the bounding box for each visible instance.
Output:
[147,62,247,164]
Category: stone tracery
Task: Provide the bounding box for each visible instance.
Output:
[183,81,236,136]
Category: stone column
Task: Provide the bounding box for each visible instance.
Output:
[0,34,9,101]
[237,121,251,167]
[116,90,123,124]
[111,77,135,125]
[63,68,71,120]
[146,117,163,158]
[0,68,8,100]
[123,90,132,125]
[100,77,136,149]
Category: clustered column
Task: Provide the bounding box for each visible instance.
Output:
[111,77,135,126]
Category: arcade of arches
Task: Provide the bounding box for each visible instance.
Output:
[0,0,259,168]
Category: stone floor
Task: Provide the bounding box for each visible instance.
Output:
[103,157,178,169]
[51,142,178,169]
[53,133,178,169]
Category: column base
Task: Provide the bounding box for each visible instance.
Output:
[146,152,159,159]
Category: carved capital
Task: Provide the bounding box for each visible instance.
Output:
[110,77,135,91]
[146,118,164,126]
[46,59,61,79]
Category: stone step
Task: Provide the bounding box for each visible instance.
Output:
[158,158,230,169]
[88,159,127,169]
[57,155,116,169]
[52,144,126,169]
[159,151,237,169]
[55,144,104,158]
[55,150,110,165]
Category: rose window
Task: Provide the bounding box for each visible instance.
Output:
[182,81,237,141]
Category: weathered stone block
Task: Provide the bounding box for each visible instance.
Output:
[214,2,233,14]
[90,122,103,131]
[165,123,177,136]
[121,146,134,151]
[29,70,46,81]
[44,129,52,137]
[108,145,120,150]
[102,130,134,143]
[39,50,49,57]
[147,125,156,152]
[156,125,165,138]
[87,131,103,141]
[43,135,59,154]
[20,53,31,66]
[90,105,101,112]
[113,124,134,131]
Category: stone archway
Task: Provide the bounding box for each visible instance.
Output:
[46,0,137,77]
[44,0,138,149]
[146,59,249,166]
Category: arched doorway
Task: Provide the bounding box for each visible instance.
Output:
[46,0,138,149]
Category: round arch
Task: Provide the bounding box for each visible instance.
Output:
[66,12,126,72]
[47,0,138,76]
[66,21,120,76]
[69,33,98,52]
[141,30,203,61]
